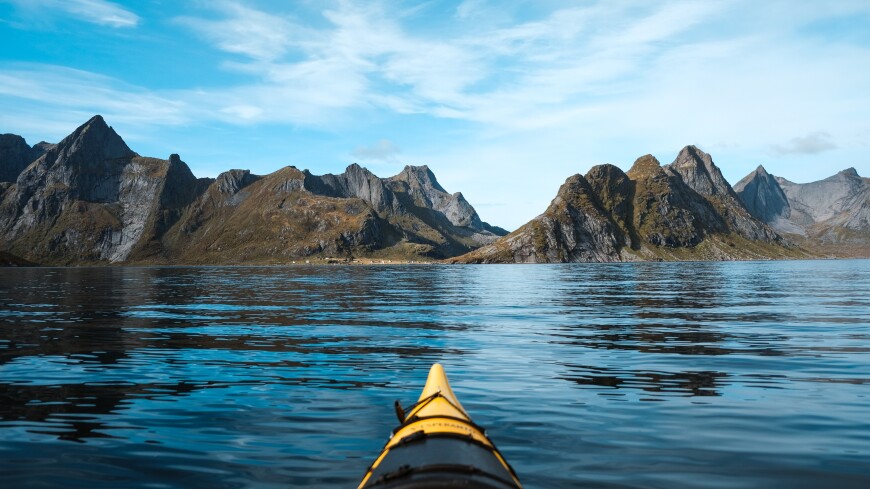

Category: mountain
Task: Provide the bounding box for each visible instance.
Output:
[733,165,792,228]
[664,145,780,242]
[0,134,51,183]
[0,116,202,264]
[735,166,870,256]
[452,147,803,263]
[446,172,623,263]
[0,116,505,265]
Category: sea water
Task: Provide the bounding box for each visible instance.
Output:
[0,261,868,488]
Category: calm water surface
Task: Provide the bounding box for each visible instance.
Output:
[0,261,868,488]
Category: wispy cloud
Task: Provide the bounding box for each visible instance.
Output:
[175,2,308,61]
[164,1,725,129]
[3,0,870,229]
[455,0,487,20]
[772,132,837,156]
[4,0,140,28]
[352,139,401,164]
[0,64,186,131]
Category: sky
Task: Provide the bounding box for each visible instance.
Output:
[1,0,869,231]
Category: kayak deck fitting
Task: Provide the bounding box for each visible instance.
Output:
[358,363,523,489]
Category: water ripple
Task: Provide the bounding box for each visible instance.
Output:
[0,261,869,488]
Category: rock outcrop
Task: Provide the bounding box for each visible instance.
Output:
[0,115,505,264]
[297,163,506,246]
[734,166,791,223]
[451,173,622,263]
[736,166,870,254]
[157,161,508,263]
[0,116,202,264]
[0,134,50,183]
[665,146,780,242]
[389,165,501,232]
[453,147,800,263]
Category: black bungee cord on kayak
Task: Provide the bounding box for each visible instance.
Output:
[358,364,523,489]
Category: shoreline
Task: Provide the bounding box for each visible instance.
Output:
[2,255,868,269]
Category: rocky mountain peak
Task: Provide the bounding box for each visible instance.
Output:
[737,163,870,245]
[734,163,790,224]
[33,141,54,152]
[0,134,29,151]
[393,164,447,193]
[451,171,622,263]
[626,154,662,180]
[666,145,736,199]
[753,165,770,177]
[835,167,859,179]
[344,162,366,173]
[0,134,38,183]
[49,114,137,165]
[215,169,258,195]
[671,145,709,166]
[584,164,634,246]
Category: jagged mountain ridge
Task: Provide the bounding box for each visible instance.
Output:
[735,166,870,253]
[452,147,802,263]
[2,116,863,265]
[0,116,506,264]
[0,116,204,264]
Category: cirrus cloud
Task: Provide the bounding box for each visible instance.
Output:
[2,0,139,28]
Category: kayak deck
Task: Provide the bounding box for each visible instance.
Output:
[358,364,522,489]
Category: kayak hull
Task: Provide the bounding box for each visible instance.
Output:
[362,434,521,489]
[359,364,522,489]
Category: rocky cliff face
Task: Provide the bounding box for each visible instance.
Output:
[157,166,391,263]
[736,166,870,253]
[0,116,201,264]
[0,116,504,264]
[156,161,507,263]
[298,163,505,244]
[734,166,791,224]
[664,146,780,242]
[451,173,622,263]
[389,165,488,229]
[386,165,507,242]
[0,134,50,183]
[453,147,799,263]
[776,169,869,231]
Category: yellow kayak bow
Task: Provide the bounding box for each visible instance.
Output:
[358,364,523,489]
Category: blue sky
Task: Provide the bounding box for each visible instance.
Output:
[1,0,869,230]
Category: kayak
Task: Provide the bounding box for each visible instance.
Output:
[358,363,523,489]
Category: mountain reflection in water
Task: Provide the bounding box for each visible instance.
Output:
[1,262,869,488]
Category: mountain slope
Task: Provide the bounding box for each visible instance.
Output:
[449,173,622,263]
[157,166,391,263]
[734,166,791,222]
[736,166,870,255]
[0,134,51,183]
[0,116,201,264]
[154,163,507,263]
[453,147,802,263]
[0,115,504,264]
[665,145,780,242]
